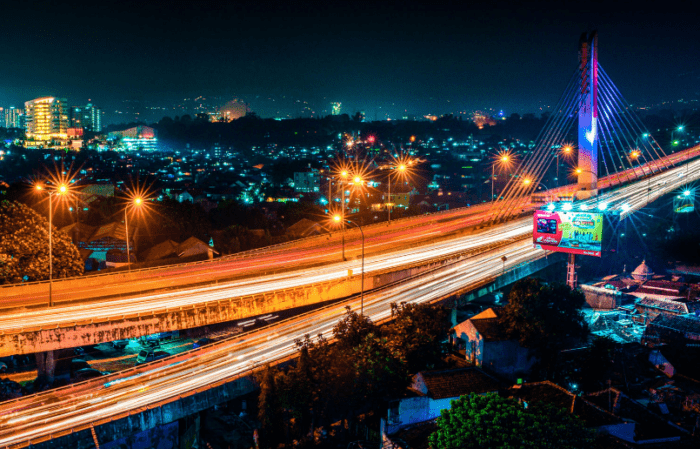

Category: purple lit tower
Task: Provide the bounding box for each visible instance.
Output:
[577,31,598,198]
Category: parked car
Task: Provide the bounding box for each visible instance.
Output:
[73,368,108,381]
[140,331,179,346]
[112,339,130,350]
[193,338,213,349]
[135,350,170,365]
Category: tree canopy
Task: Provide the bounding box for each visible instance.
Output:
[429,393,594,449]
[0,201,83,284]
[499,278,588,372]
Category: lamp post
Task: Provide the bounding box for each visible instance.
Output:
[492,153,511,201]
[557,145,573,187]
[387,163,407,223]
[334,215,365,315]
[36,183,69,306]
[124,197,143,272]
[524,179,552,203]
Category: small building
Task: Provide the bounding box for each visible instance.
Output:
[451,307,535,380]
[142,237,218,262]
[382,367,499,442]
[643,314,700,346]
[286,218,326,239]
[634,297,700,325]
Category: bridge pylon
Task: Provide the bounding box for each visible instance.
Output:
[577,31,599,199]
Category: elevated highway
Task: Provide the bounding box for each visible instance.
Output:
[0,149,698,447]
[0,148,699,356]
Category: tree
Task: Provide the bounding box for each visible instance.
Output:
[256,364,282,449]
[384,302,451,372]
[332,306,378,351]
[0,201,83,284]
[499,278,588,373]
[429,393,594,449]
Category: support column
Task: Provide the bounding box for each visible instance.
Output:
[35,350,57,384]
[577,31,599,198]
[567,253,578,289]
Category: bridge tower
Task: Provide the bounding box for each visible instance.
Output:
[577,31,599,198]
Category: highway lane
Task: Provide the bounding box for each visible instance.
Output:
[0,240,541,446]
[1,157,698,336]
[0,159,699,445]
[0,220,531,333]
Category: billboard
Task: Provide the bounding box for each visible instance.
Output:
[533,210,603,257]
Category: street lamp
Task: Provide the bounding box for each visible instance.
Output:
[387,162,408,223]
[333,214,365,315]
[124,196,143,271]
[556,145,573,187]
[492,151,513,201]
[35,182,69,306]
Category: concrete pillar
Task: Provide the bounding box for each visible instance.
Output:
[578,31,599,197]
[35,350,57,383]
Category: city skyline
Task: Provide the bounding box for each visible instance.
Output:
[1,1,698,124]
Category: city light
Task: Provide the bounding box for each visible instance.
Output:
[547,203,555,211]
[684,190,691,196]
[621,203,630,212]
[630,150,640,159]
[598,202,608,211]
[523,179,531,185]
[562,203,572,211]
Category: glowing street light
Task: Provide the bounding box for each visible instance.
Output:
[35,182,70,306]
[332,215,365,315]
[385,158,413,223]
[492,150,513,200]
[124,196,144,272]
[556,145,574,186]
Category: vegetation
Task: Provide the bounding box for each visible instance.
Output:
[256,303,450,448]
[429,393,594,449]
[499,278,589,376]
[0,200,83,284]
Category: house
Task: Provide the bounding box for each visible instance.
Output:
[177,236,218,259]
[381,367,499,445]
[60,222,96,247]
[643,314,700,346]
[286,218,326,238]
[505,381,620,429]
[142,237,218,262]
[585,388,689,445]
[451,307,536,380]
[634,297,700,325]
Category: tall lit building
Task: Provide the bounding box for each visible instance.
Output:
[331,102,342,116]
[3,106,24,129]
[24,97,68,141]
[70,103,102,132]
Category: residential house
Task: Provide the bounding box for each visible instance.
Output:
[381,367,499,447]
[451,307,536,380]
[643,314,700,346]
[142,237,218,262]
[286,218,326,239]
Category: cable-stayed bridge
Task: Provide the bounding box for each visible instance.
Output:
[1,33,700,447]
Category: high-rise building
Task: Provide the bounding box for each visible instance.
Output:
[3,106,24,129]
[24,97,68,141]
[331,102,342,116]
[70,103,102,132]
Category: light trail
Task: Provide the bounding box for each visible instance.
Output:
[0,158,698,446]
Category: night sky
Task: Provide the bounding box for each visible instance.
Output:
[1,1,698,122]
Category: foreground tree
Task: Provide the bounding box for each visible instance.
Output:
[499,278,588,373]
[0,201,83,284]
[429,393,594,449]
[385,302,451,372]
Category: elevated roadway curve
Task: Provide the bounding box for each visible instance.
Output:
[0,152,698,446]
[0,151,699,356]
[2,145,697,309]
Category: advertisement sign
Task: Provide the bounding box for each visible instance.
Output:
[533,210,603,257]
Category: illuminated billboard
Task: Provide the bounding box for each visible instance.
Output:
[533,210,603,257]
